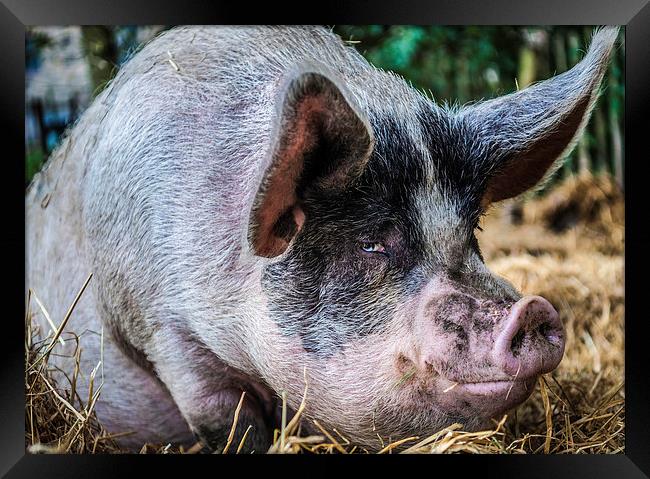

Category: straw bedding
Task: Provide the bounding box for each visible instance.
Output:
[25,172,624,454]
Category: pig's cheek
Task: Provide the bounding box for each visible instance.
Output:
[244,279,309,361]
[253,318,307,373]
[248,314,323,398]
[315,326,418,395]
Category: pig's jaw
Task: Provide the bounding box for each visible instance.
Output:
[244,273,562,449]
[247,321,534,450]
[422,370,539,418]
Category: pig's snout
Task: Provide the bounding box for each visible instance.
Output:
[493,296,565,378]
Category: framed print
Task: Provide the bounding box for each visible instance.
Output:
[3,0,649,476]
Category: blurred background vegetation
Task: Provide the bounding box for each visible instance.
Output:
[25,25,624,188]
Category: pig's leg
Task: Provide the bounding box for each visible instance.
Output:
[147,330,276,453]
[190,389,275,453]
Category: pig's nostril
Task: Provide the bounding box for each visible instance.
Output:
[510,329,525,357]
[536,321,555,342]
[494,295,566,377]
[509,318,558,358]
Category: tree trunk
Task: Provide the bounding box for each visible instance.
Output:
[553,30,573,178]
[80,26,118,97]
[594,107,608,172]
[568,30,591,173]
[608,54,624,189]
[553,30,568,72]
[517,45,536,89]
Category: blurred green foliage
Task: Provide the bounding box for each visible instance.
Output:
[333,26,625,185]
[26,26,625,186]
[25,148,45,183]
[335,26,522,102]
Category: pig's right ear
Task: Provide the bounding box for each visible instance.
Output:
[248,71,374,258]
[464,26,619,206]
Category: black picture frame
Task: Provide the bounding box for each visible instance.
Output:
[3,0,649,476]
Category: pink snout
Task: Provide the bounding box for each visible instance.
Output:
[492,296,565,378]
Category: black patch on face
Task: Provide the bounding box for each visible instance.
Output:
[261,113,431,356]
[417,106,500,227]
[261,101,501,357]
[469,233,484,262]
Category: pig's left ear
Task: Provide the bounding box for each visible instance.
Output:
[466,26,619,205]
[248,69,374,258]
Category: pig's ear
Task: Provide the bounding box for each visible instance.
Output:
[466,26,619,205]
[249,70,374,258]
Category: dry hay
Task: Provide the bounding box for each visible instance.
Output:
[25,171,624,454]
[25,277,123,454]
[480,171,624,259]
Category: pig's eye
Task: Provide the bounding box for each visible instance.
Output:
[360,242,387,255]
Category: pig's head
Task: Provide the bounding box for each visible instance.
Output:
[246,27,617,447]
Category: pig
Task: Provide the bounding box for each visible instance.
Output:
[25,25,619,452]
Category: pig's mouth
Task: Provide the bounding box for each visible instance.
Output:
[370,373,538,444]
[453,379,534,397]
[414,294,565,410]
[436,374,538,415]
